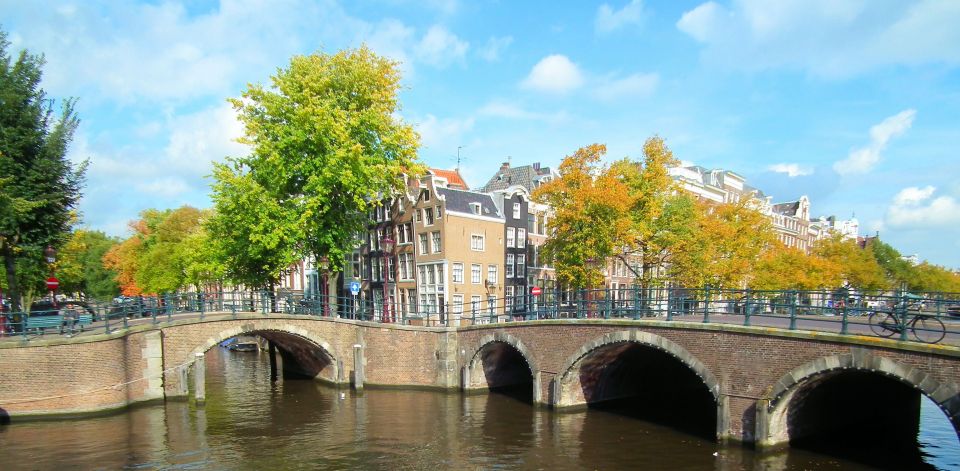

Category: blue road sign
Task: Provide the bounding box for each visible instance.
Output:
[349,281,361,296]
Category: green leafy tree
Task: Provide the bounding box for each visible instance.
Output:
[57,229,120,300]
[210,46,422,288]
[908,262,960,293]
[869,239,914,289]
[0,29,85,311]
[812,234,886,291]
[750,244,842,291]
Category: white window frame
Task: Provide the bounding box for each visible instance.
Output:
[471,234,485,251]
[471,264,481,284]
[513,202,521,219]
[431,231,441,253]
[452,263,464,284]
[419,233,428,255]
[506,227,515,248]
[487,264,497,284]
[517,228,526,248]
[517,254,525,277]
[506,254,515,278]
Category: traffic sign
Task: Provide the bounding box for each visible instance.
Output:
[349,281,361,296]
[531,286,542,296]
[46,277,60,291]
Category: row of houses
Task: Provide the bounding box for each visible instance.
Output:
[275,160,859,322]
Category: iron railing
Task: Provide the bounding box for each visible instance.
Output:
[2,287,958,344]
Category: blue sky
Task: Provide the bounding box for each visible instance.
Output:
[4,1,960,268]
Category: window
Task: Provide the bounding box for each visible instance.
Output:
[452,263,464,283]
[471,264,481,284]
[527,214,535,232]
[487,264,497,284]
[431,231,441,253]
[398,253,410,280]
[471,234,485,251]
[428,265,436,284]
[505,286,513,311]
[506,254,515,278]
[487,296,497,313]
[419,233,428,255]
[513,202,521,219]
[471,295,481,313]
[436,205,442,219]
[372,256,381,281]
[415,210,422,223]
[470,202,481,215]
[419,265,427,286]
[398,223,412,244]
[386,257,394,281]
[517,228,526,248]
[351,253,361,279]
[404,254,414,281]
[421,188,431,202]
[506,227,515,248]
[452,295,463,316]
[425,207,434,226]
[517,254,525,277]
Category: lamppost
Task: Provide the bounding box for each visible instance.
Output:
[585,257,598,318]
[44,245,57,307]
[380,237,395,323]
[318,256,330,317]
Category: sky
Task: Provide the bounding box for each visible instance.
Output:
[3,0,960,268]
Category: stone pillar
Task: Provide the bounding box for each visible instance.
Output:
[193,352,205,405]
[268,341,278,383]
[353,344,364,390]
[141,331,165,401]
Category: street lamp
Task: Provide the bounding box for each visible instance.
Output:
[318,256,330,317]
[44,245,58,306]
[380,237,395,323]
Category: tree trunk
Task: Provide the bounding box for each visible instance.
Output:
[3,249,21,312]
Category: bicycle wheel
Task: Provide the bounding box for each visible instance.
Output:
[869,312,898,338]
[912,316,946,344]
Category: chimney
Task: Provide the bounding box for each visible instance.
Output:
[500,161,510,172]
[533,162,541,171]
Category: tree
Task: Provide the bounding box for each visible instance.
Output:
[812,234,886,291]
[0,29,85,311]
[750,244,842,291]
[869,239,914,289]
[532,144,632,288]
[56,229,120,300]
[671,199,776,289]
[908,262,960,293]
[210,46,422,288]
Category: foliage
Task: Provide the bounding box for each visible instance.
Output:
[812,234,886,291]
[751,244,841,291]
[56,229,120,300]
[0,29,86,310]
[671,199,776,289]
[532,144,631,288]
[103,206,212,295]
[869,239,915,289]
[907,262,960,293]
[210,46,422,288]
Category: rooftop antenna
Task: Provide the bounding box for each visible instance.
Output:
[457,146,463,171]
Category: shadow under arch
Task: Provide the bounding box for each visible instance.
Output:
[181,323,341,385]
[464,332,539,403]
[554,330,721,439]
[758,351,960,465]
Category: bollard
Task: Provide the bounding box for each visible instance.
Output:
[194,352,206,405]
[353,344,364,391]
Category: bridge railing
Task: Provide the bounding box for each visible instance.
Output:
[2,288,958,344]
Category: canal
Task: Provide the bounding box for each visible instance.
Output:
[1,347,957,470]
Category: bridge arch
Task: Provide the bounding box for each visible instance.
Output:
[463,332,540,401]
[758,351,960,449]
[179,323,341,384]
[555,330,721,407]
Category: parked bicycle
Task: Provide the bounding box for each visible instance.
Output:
[868,308,946,344]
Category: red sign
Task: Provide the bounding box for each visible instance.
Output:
[46,277,59,291]
[531,286,542,296]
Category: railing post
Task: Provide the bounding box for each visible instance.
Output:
[666,288,674,321]
[103,305,111,334]
[605,289,612,319]
[122,303,129,329]
[840,302,849,335]
[898,294,909,342]
[633,285,640,320]
[199,292,205,321]
[789,290,798,330]
[702,285,711,323]
[744,290,752,326]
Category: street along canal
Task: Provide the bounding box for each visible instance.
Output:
[1,347,957,470]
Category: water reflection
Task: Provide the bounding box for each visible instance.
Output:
[0,347,956,470]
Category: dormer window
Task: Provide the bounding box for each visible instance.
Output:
[421,189,431,202]
[470,202,481,215]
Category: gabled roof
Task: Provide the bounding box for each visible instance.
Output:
[480,163,555,193]
[428,168,469,190]
[772,201,801,216]
[436,187,502,219]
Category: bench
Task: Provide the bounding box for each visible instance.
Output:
[24,315,64,334]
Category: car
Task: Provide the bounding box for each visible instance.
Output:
[948,305,960,318]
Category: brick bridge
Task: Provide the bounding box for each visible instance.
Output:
[1,313,958,448]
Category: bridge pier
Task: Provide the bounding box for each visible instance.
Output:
[193,352,205,405]
[353,344,364,391]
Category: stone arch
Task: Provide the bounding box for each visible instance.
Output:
[176,322,340,388]
[463,332,540,400]
[757,351,960,448]
[555,329,721,408]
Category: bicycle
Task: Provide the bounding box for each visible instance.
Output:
[868,308,946,344]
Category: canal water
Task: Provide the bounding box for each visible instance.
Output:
[2,348,957,470]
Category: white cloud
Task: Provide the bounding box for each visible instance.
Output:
[594,72,659,100]
[416,114,475,152]
[136,177,192,199]
[414,25,469,67]
[478,36,513,62]
[596,0,645,34]
[676,1,960,77]
[164,103,248,175]
[768,163,813,177]
[522,55,584,94]
[887,186,960,228]
[833,109,916,176]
